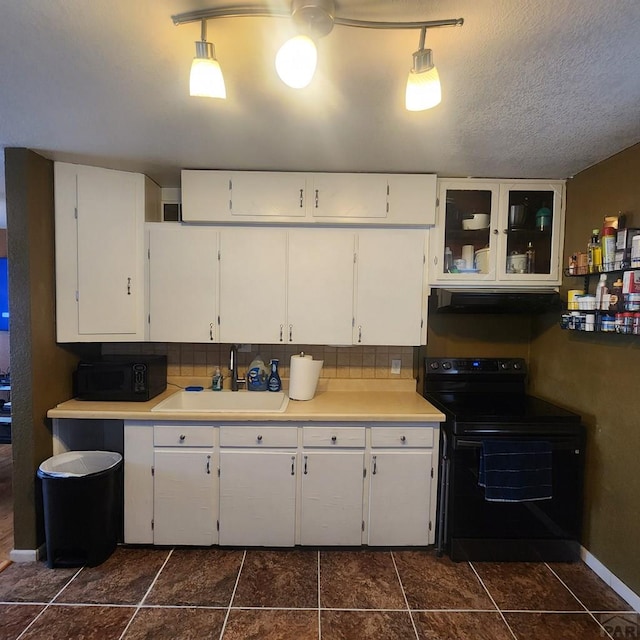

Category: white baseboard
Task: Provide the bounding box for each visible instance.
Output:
[9,545,44,563]
[581,546,640,611]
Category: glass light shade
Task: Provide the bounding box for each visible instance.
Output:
[275,35,317,89]
[405,66,441,111]
[190,57,226,98]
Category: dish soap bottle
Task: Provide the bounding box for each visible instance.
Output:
[267,359,282,392]
[246,355,269,391]
[212,366,223,391]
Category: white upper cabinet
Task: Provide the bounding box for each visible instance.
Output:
[355,230,427,346]
[218,228,288,344]
[54,162,156,342]
[287,229,355,345]
[181,170,436,225]
[430,179,565,286]
[148,224,219,342]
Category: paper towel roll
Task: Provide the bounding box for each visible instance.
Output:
[289,353,323,401]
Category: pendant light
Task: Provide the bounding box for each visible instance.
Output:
[189,19,226,98]
[405,27,441,111]
[275,35,318,88]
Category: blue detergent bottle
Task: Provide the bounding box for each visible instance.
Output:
[267,359,282,392]
[246,355,269,391]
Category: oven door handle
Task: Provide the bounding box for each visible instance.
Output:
[456,439,483,449]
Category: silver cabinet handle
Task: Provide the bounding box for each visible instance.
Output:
[206,455,211,475]
[299,188,304,208]
[303,455,308,475]
[289,324,293,342]
[331,435,337,443]
[372,455,377,475]
[315,189,319,208]
[493,229,499,235]
[127,277,132,295]
[279,324,284,342]
[291,456,295,476]
[179,434,186,442]
[209,323,214,341]
[400,435,407,443]
[503,229,508,234]
[256,434,263,442]
[358,326,362,343]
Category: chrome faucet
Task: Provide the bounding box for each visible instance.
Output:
[229,344,245,391]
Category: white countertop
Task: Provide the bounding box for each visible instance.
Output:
[47,379,445,423]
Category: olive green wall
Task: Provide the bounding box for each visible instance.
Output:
[529,142,640,594]
[5,148,81,551]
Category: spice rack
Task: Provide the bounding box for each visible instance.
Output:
[561,266,640,334]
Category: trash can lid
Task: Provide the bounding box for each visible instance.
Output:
[38,450,122,478]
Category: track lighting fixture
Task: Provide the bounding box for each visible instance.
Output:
[173,3,462,110]
[189,19,226,98]
[406,27,441,111]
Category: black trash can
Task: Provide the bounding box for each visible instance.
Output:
[37,450,123,569]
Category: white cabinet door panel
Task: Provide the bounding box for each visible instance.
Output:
[355,230,425,346]
[230,173,307,217]
[287,229,355,345]
[181,170,231,222]
[148,225,218,342]
[219,450,296,546]
[218,228,287,344]
[75,165,142,335]
[368,451,432,546]
[153,449,217,546]
[300,451,364,546]
[311,174,388,219]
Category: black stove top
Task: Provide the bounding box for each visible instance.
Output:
[422,357,582,435]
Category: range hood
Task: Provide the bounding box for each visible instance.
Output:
[430,288,560,314]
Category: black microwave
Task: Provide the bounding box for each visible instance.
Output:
[74,355,167,402]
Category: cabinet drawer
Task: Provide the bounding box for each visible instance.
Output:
[220,426,297,448]
[153,425,214,447]
[302,426,365,448]
[370,427,434,448]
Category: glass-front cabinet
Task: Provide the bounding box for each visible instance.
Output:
[430,179,565,286]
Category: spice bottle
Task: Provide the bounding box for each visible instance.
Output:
[601,226,616,272]
[587,229,602,273]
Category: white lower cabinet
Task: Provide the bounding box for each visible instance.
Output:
[218,425,297,546]
[123,421,439,547]
[153,449,217,546]
[367,426,439,546]
[300,427,366,545]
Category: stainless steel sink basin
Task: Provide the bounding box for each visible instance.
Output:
[151,390,289,413]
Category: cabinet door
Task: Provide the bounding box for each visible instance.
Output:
[430,180,500,283]
[219,450,297,546]
[180,170,231,222]
[310,173,388,219]
[55,162,146,341]
[355,230,426,346]
[386,174,437,225]
[300,451,364,546]
[218,228,287,344]
[153,449,217,546]
[368,451,433,546]
[497,183,564,283]
[229,172,307,218]
[287,229,355,344]
[124,424,154,544]
[148,225,218,342]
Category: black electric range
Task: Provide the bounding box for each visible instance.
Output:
[422,357,585,562]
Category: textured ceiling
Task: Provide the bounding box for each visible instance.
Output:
[1,0,639,215]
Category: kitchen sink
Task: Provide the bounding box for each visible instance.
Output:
[151,390,289,413]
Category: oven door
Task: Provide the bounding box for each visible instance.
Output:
[445,432,584,562]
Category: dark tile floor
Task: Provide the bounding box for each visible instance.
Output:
[0,546,637,640]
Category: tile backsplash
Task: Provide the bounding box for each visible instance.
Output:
[102,343,417,380]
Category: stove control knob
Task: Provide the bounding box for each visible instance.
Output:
[442,361,452,370]
[513,361,522,370]
[429,361,439,369]
[499,361,510,370]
